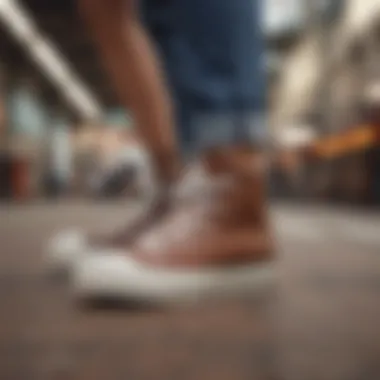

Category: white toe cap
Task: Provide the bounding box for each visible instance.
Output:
[46,229,88,271]
[73,250,134,296]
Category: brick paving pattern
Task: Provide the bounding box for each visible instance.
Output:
[0,202,379,380]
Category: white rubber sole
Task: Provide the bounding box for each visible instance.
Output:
[45,229,90,275]
[72,251,277,304]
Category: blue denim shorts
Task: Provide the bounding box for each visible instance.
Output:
[141,0,267,156]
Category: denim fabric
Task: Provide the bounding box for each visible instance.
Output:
[141,0,267,157]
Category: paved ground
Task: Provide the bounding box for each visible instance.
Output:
[0,201,379,380]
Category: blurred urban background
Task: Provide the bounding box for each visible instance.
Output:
[0,0,379,204]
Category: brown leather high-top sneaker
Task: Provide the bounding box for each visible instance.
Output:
[45,162,220,275]
[73,147,276,303]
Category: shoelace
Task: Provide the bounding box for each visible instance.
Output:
[98,165,233,247]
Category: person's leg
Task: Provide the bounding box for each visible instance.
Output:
[142,0,267,156]
[78,0,180,183]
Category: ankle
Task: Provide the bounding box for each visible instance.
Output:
[203,145,267,179]
[203,146,269,228]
